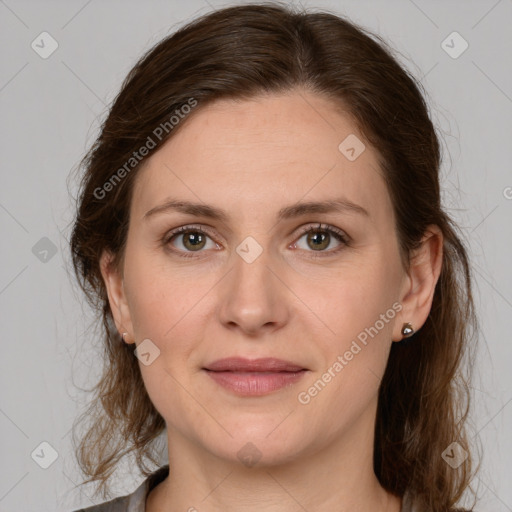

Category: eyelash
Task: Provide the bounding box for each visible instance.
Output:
[162,223,350,259]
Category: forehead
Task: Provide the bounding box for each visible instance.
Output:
[130,90,393,226]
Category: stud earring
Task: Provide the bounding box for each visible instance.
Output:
[122,332,129,343]
[401,322,414,338]
[396,322,415,345]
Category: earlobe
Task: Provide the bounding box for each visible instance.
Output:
[393,226,443,342]
[99,250,135,343]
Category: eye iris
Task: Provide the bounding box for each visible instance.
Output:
[183,231,206,251]
[307,230,329,251]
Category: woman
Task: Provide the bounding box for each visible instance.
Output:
[69,3,478,511]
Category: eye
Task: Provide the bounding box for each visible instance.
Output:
[292,223,349,256]
[162,223,350,259]
[163,225,219,257]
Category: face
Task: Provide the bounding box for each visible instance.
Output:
[103,90,414,466]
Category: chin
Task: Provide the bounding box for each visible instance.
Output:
[203,427,307,468]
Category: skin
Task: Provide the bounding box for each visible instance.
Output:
[100,89,443,512]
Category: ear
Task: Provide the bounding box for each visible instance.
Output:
[99,249,135,344]
[392,225,443,342]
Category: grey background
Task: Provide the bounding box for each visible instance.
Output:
[0,0,511,511]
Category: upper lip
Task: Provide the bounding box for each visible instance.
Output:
[203,357,306,372]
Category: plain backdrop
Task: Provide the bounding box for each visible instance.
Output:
[0,1,511,511]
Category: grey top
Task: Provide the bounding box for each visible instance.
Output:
[72,464,417,511]
[71,465,169,512]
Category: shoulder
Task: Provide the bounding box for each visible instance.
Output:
[69,464,170,512]
[70,493,132,512]
[69,473,148,512]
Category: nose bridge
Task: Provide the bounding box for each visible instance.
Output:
[238,240,269,282]
[231,234,275,301]
[218,234,288,333]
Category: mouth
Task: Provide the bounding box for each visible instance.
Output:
[202,357,308,396]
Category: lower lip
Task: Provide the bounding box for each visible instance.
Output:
[203,370,307,395]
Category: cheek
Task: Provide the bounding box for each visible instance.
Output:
[302,258,400,342]
[123,244,210,340]
[122,257,210,419]
[296,271,398,426]
[298,258,401,408]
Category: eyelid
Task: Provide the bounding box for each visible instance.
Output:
[294,223,350,243]
[163,224,217,243]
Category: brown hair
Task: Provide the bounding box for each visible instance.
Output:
[69,3,479,510]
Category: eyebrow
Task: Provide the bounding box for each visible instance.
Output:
[143,197,369,222]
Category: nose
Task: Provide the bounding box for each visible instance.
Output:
[217,241,290,337]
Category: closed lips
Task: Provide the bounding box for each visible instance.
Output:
[203,357,308,396]
[203,357,307,372]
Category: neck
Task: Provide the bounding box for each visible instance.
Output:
[147,401,402,512]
